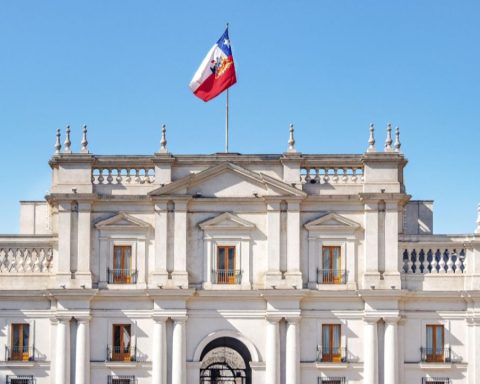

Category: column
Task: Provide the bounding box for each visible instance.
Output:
[265,202,282,287]
[285,202,302,287]
[57,203,72,284]
[55,317,69,384]
[384,318,398,384]
[265,318,280,384]
[77,203,92,287]
[152,318,167,384]
[363,202,381,286]
[363,318,378,384]
[285,318,300,384]
[75,318,90,384]
[172,200,188,287]
[383,203,401,288]
[172,317,187,384]
[153,203,169,286]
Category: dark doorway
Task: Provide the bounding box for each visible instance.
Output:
[200,337,252,384]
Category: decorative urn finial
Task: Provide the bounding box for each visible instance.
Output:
[394,126,401,152]
[385,123,393,152]
[80,125,89,153]
[63,125,72,154]
[54,128,61,154]
[287,123,296,153]
[159,124,168,153]
[367,123,376,152]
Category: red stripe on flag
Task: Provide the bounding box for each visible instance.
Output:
[193,61,237,102]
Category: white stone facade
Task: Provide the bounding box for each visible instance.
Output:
[1,126,479,384]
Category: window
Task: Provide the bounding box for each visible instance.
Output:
[318,377,346,384]
[108,376,135,384]
[215,245,239,284]
[321,324,342,362]
[321,246,342,284]
[111,324,132,361]
[422,378,450,384]
[425,325,445,362]
[109,246,136,284]
[10,323,30,361]
[6,376,34,384]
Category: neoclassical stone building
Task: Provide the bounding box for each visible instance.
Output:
[0,124,479,384]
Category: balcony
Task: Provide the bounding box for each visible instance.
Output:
[420,347,452,363]
[107,268,137,284]
[5,346,35,362]
[6,376,34,384]
[106,345,137,362]
[316,346,348,363]
[212,269,242,284]
[317,269,347,284]
[108,376,136,384]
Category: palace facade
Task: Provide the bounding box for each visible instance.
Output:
[1,124,479,384]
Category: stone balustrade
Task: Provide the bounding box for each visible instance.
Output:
[401,246,466,274]
[92,167,155,185]
[300,166,364,184]
[0,236,54,273]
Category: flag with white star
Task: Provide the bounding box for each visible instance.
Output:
[189,27,237,102]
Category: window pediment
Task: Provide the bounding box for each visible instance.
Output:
[95,212,151,231]
[199,212,255,232]
[304,213,361,233]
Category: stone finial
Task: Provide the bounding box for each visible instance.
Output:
[384,123,393,152]
[367,123,376,152]
[159,124,168,153]
[54,128,61,154]
[476,203,480,234]
[394,126,401,152]
[287,123,297,153]
[80,125,89,153]
[63,125,72,154]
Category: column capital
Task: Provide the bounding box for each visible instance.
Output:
[75,316,92,324]
[55,315,72,323]
[152,316,169,323]
[172,315,188,324]
[383,316,401,325]
[363,316,380,324]
[265,315,282,323]
[285,316,301,325]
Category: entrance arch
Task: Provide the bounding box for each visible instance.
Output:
[199,336,252,384]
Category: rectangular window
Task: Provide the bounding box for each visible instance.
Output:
[10,323,30,361]
[426,324,445,362]
[321,246,342,284]
[321,324,341,362]
[108,376,136,384]
[112,245,133,284]
[6,376,34,384]
[318,377,346,384]
[216,245,237,284]
[112,324,132,361]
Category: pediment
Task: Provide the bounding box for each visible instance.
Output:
[199,212,256,231]
[304,212,361,232]
[95,212,151,230]
[149,162,306,198]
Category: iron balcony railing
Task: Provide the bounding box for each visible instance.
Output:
[107,268,138,284]
[212,269,242,284]
[317,269,347,284]
[106,345,137,362]
[316,346,348,363]
[5,346,35,361]
[107,376,136,384]
[6,376,34,384]
[420,347,451,363]
[318,378,347,384]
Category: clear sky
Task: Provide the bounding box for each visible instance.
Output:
[0,0,478,234]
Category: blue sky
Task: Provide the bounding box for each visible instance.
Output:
[0,0,478,234]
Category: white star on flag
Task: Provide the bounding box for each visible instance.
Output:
[223,39,230,47]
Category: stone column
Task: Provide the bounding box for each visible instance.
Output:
[285,202,302,287]
[57,202,72,285]
[265,202,282,287]
[172,200,188,288]
[152,317,167,384]
[55,317,69,384]
[363,201,381,287]
[76,203,92,287]
[265,318,280,384]
[75,318,90,384]
[153,203,169,286]
[384,318,398,384]
[172,317,187,384]
[285,318,300,384]
[363,318,379,384]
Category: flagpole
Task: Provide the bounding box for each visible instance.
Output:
[225,88,229,153]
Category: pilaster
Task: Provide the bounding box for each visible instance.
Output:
[172,199,189,288]
[152,202,169,286]
[265,201,282,287]
[284,201,302,288]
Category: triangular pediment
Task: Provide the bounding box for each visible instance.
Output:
[199,212,256,231]
[304,212,361,231]
[95,212,151,230]
[149,162,306,198]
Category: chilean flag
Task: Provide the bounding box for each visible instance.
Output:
[189,28,237,102]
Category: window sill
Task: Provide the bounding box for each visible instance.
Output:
[315,362,350,369]
[0,361,50,368]
[91,361,151,369]
[203,282,251,290]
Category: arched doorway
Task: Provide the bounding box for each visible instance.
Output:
[199,337,252,384]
